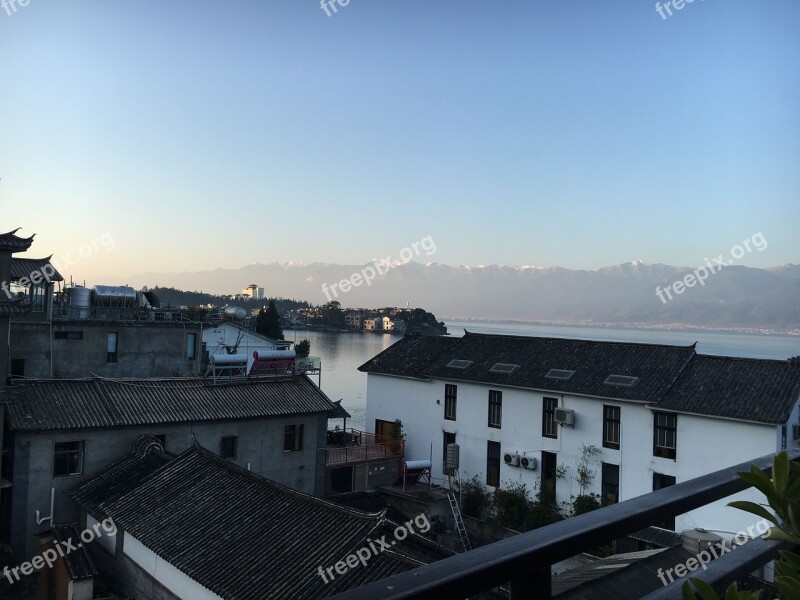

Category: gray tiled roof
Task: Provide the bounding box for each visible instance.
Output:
[6,375,335,431]
[0,228,35,252]
[359,332,800,423]
[11,256,63,282]
[657,354,800,424]
[36,524,101,581]
[360,332,696,403]
[68,438,452,599]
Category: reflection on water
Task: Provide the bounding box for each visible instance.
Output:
[298,322,799,431]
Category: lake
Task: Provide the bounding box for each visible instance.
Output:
[293,321,800,431]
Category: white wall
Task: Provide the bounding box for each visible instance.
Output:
[366,373,786,534]
[124,532,223,600]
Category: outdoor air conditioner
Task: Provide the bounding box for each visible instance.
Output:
[503,452,520,467]
[520,455,537,470]
[554,407,575,426]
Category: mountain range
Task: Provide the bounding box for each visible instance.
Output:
[98,261,800,333]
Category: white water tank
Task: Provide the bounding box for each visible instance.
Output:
[253,350,296,360]
[224,306,247,320]
[445,443,460,470]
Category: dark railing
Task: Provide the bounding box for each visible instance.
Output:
[325,428,404,466]
[330,449,800,600]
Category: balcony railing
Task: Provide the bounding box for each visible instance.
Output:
[329,449,800,600]
[325,428,404,466]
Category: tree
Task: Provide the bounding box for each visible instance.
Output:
[256,300,284,340]
[295,339,310,358]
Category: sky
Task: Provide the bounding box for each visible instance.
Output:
[1,0,798,283]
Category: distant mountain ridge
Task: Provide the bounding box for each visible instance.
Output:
[97,261,800,333]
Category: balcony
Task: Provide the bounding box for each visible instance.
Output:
[325,428,404,466]
[329,449,799,600]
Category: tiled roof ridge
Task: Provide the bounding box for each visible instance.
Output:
[462,329,699,351]
[186,441,387,520]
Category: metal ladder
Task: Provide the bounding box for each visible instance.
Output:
[447,491,471,552]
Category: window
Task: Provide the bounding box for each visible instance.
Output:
[446,359,472,369]
[489,363,519,374]
[107,332,118,363]
[444,384,457,421]
[601,463,620,505]
[603,405,621,450]
[54,331,84,340]
[53,441,84,477]
[545,369,575,380]
[604,374,639,387]
[220,435,238,459]
[488,390,502,428]
[186,333,197,360]
[486,441,501,487]
[443,431,456,473]
[31,283,46,312]
[542,397,558,439]
[541,451,557,504]
[653,412,677,459]
[10,359,24,378]
[653,473,677,529]
[283,424,304,452]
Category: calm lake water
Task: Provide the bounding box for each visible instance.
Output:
[296,321,800,431]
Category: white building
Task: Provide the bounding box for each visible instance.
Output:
[361,332,800,535]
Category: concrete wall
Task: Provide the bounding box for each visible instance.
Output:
[9,321,202,379]
[10,412,327,561]
[365,373,792,536]
[123,532,223,600]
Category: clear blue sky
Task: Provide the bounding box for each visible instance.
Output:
[1,0,798,280]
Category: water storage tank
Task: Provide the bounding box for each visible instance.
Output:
[405,460,432,471]
[92,285,138,308]
[210,354,248,365]
[682,529,723,554]
[66,286,92,319]
[66,286,92,308]
[223,306,246,320]
[445,443,460,470]
[253,350,296,360]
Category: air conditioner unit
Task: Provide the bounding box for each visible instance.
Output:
[554,408,575,426]
[503,452,520,467]
[520,455,537,470]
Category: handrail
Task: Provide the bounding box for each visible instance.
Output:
[329,449,800,600]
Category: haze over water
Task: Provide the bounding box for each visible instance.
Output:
[306,321,800,431]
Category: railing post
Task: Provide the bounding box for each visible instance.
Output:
[510,565,551,600]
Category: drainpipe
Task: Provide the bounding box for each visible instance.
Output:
[36,488,55,527]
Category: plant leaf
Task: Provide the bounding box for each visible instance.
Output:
[727,501,779,526]
[683,578,722,600]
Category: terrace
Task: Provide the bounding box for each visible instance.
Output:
[329,449,799,600]
[325,428,405,466]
